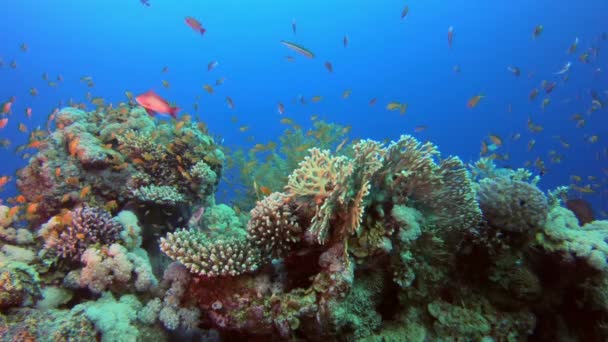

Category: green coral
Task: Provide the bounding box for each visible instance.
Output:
[331,272,384,339]
[160,229,261,277]
[0,261,41,309]
[72,292,141,342]
[132,185,187,206]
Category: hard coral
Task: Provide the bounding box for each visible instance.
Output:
[247,192,302,258]
[0,261,41,310]
[160,229,261,277]
[46,206,121,262]
[478,177,548,232]
[16,107,222,223]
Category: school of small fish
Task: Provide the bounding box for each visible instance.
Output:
[0,3,607,215]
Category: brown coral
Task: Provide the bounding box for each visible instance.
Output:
[247,192,302,258]
[160,229,261,277]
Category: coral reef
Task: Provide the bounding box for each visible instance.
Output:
[43,205,122,262]
[4,108,608,341]
[478,177,549,232]
[16,107,223,225]
[160,229,261,277]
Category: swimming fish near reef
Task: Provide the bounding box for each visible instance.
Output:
[280,40,314,58]
[507,66,520,76]
[568,37,579,54]
[185,16,206,35]
[554,62,571,75]
[533,25,543,39]
[448,26,454,48]
[135,90,180,118]
[467,94,484,108]
[401,5,409,19]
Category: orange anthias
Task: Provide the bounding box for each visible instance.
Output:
[185,16,206,35]
[467,94,484,108]
[135,90,180,119]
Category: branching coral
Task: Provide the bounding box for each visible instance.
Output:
[247,192,302,258]
[44,206,122,262]
[160,229,261,277]
[226,120,351,210]
[374,135,482,233]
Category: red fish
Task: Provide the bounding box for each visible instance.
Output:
[135,90,180,118]
[185,17,206,35]
[1,100,13,114]
[467,94,484,108]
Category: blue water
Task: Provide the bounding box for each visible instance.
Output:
[1,0,607,214]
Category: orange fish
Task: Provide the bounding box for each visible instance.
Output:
[0,176,10,189]
[25,107,32,119]
[467,94,484,108]
[28,140,44,149]
[185,16,206,35]
[26,203,38,215]
[7,206,20,219]
[529,88,539,101]
[55,167,61,177]
[259,186,272,196]
[135,90,180,118]
[68,137,80,157]
[2,101,12,114]
[80,186,91,198]
[15,195,26,204]
[203,84,214,94]
[489,134,503,146]
[0,118,8,129]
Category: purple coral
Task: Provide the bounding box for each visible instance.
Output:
[53,206,121,261]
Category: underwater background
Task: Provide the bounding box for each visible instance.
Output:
[0,0,608,341]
